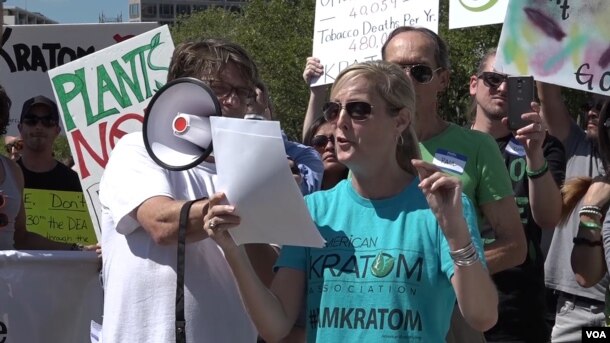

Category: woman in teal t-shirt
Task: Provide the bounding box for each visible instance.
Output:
[202,61,498,342]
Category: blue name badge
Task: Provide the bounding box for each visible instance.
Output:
[432,149,467,175]
[505,137,526,157]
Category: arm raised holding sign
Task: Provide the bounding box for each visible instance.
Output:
[302,57,330,142]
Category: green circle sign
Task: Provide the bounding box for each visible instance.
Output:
[459,0,499,12]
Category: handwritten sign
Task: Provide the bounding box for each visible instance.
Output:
[48,26,175,239]
[23,189,96,244]
[0,23,158,136]
[449,0,509,29]
[495,0,610,95]
[311,0,439,86]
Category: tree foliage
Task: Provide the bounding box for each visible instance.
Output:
[170,0,588,140]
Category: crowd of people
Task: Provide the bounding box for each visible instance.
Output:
[2,23,610,343]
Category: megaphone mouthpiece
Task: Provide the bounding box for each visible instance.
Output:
[172,113,212,149]
[143,77,222,171]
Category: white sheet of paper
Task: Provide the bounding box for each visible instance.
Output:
[211,117,325,248]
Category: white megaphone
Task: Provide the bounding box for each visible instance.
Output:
[143,77,221,171]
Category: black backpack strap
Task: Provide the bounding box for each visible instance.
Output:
[176,200,197,343]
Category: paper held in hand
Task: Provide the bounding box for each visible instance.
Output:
[211,117,325,248]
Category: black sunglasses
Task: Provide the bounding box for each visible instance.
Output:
[399,64,442,84]
[311,134,335,148]
[478,71,509,89]
[322,101,373,122]
[22,115,58,127]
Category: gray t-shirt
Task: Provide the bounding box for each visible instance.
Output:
[544,121,608,301]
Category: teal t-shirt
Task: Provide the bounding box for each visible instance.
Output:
[276,179,484,342]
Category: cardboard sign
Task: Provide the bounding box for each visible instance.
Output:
[311,0,439,87]
[0,22,158,136]
[23,189,96,245]
[48,26,175,239]
[495,0,610,95]
[449,0,509,29]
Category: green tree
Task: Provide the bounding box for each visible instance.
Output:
[171,0,315,140]
[53,135,73,165]
[170,0,588,138]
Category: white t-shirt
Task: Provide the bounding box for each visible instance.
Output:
[99,132,256,343]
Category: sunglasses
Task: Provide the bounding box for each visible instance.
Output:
[22,115,58,128]
[208,80,255,103]
[399,64,442,84]
[5,140,23,153]
[311,134,335,149]
[322,101,373,122]
[478,71,509,89]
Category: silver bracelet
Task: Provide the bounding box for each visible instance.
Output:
[453,252,480,267]
[450,241,479,267]
[579,208,604,218]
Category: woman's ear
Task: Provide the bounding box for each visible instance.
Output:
[395,107,411,133]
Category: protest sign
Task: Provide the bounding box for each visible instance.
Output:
[449,0,509,29]
[0,22,158,136]
[495,0,610,95]
[48,25,175,239]
[311,0,439,87]
[23,189,95,245]
[0,250,102,343]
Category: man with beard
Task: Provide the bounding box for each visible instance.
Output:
[538,79,610,341]
[470,49,565,342]
[17,95,81,192]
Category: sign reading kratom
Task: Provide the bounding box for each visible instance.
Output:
[495,0,610,95]
[48,26,175,239]
[0,23,158,136]
[311,0,439,86]
[24,189,96,244]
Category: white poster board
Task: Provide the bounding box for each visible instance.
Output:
[48,26,175,240]
[311,0,439,87]
[0,251,102,343]
[495,0,610,95]
[0,22,158,136]
[449,0,509,29]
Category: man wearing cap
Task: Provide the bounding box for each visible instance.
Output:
[17,95,81,192]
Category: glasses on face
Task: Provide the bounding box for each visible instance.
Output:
[311,134,335,149]
[322,101,373,122]
[22,115,58,128]
[477,71,509,89]
[5,140,23,153]
[399,64,442,84]
[208,80,254,103]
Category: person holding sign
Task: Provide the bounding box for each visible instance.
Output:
[0,85,89,251]
[203,61,498,342]
[99,39,277,343]
[469,49,566,343]
[16,95,81,192]
[537,82,609,341]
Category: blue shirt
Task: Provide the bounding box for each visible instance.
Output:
[283,132,323,195]
[276,179,484,342]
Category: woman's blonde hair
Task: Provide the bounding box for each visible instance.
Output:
[330,60,420,175]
